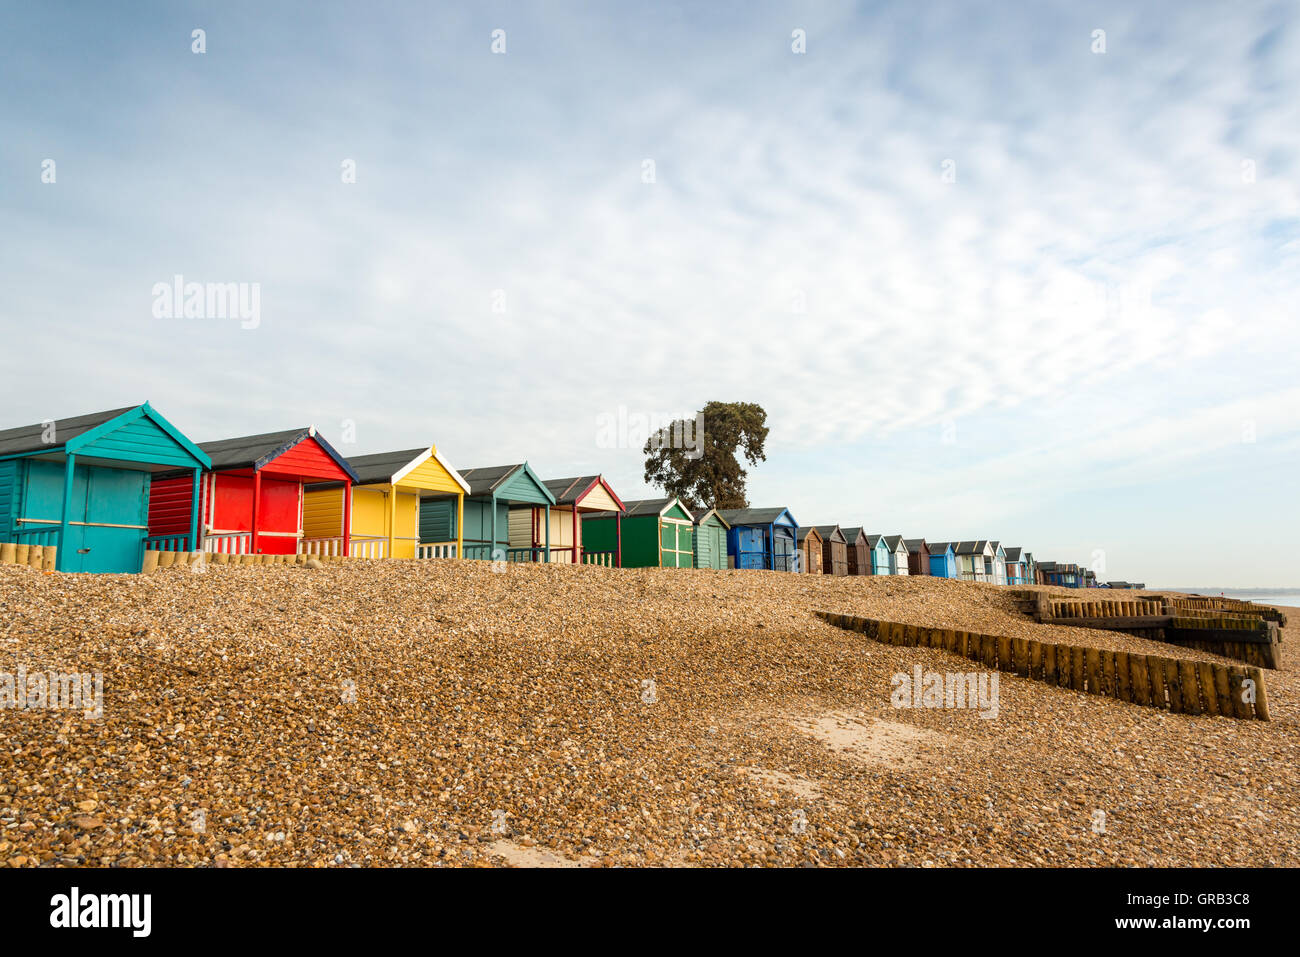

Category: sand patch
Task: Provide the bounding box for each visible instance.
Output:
[790,710,951,769]
[742,766,824,800]
[486,840,592,868]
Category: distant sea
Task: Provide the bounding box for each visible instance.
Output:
[1153,588,1300,608]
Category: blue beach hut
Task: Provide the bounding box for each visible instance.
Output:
[926,541,958,578]
[718,507,799,571]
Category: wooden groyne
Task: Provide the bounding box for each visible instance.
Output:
[1014,591,1284,669]
[816,610,1270,720]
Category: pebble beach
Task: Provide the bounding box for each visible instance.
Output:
[1,560,1295,868]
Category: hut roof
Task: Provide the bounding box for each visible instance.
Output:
[0,406,136,456]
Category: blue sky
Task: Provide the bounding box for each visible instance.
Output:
[2,1,1297,586]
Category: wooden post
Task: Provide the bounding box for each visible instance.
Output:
[490,493,498,563]
[387,483,397,560]
[571,504,578,565]
[543,504,550,562]
[1116,652,1131,702]
[1250,667,1270,720]
[1178,661,1202,715]
[455,492,464,560]
[251,471,262,554]
[56,453,76,572]
[342,479,352,557]
[1148,656,1168,709]
[1165,659,1184,712]
[616,511,622,568]
[1197,663,1220,717]
[189,467,202,553]
[1085,648,1102,695]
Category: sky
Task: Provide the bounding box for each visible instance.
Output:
[1,1,1297,587]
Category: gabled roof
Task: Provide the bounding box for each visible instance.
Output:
[1003,546,1023,562]
[903,538,929,554]
[0,403,211,470]
[927,541,955,555]
[198,427,359,481]
[0,406,136,456]
[343,447,471,493]
[811,524,846,543]
[884,535,907,552]
[689,506,730,528]
[455,464,556,504]
[586,496,683,520]
[953,540,992,556]
[717,507,797,527]
[840,526,866,544]
[865,534,886,549]
[797,526,822,543]
[543,475,625,512]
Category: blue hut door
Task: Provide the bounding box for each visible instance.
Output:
[737,527,766,569]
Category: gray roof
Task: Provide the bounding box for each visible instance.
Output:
[717,507,794,526]
[585,497,678,520]
[865,534,885,548]
[456,464,527,496]
[1003,546,1023,561]
[903,538,929,554]
[840,526,866,543]
[884,535,906,552]
[342,448,427,486]
[689,506,730,527]
[199,429,311,470]
[543,476,605,506]
[927,541,955,554]
[797,526,820,543]
[811,524,845,542]
[0,406,135,457]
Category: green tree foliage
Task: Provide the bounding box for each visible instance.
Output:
[643,401,769,510]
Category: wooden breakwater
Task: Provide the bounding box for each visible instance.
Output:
[0,543,57,570]
[1017,591,1284,670]
[815,610,1270,721]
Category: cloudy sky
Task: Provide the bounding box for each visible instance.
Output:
[2,1,1297,586]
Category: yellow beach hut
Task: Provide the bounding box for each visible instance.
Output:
[302,446,469,559]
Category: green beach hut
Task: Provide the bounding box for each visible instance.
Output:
[584,497,694,568]
[690,505,730,570]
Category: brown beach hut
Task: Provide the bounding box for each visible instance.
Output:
[797,526,823,574]
[813,525,848,576]
[842,527,870,576]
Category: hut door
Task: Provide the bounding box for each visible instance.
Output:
[773,531,794,571]
[737,527,765,569]
[78,466,150,573]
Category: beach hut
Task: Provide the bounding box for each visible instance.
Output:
[814,525,849,576]
[0,403,210,573]
[865,534,892,575]
[148,426,359,557]
[953,541,994,581]
[512,475,625,566]
[718,507,799,571]
[926,541,958,578]
[1039,561,1083,588]
[690,506,731,570]
[987,541,1008,585]
[797,526,823,574]
[884,535,910,576]
[841,527,869,576]
[583,496,693,568]
[419,464,555,562]
[302,446,470,559]
[904,539,931,576]
[1004,546,1029,585]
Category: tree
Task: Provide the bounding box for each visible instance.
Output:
[643,401,769,510]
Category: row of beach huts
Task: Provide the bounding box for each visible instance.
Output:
[0,403,1129,587]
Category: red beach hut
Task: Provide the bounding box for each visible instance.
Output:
[148,426,359,556]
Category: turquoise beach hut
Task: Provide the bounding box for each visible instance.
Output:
[865,534,893,575]
[0,403,210,573]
